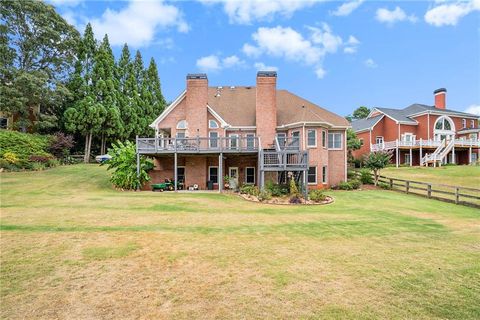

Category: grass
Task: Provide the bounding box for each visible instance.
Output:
[1,164,479,319]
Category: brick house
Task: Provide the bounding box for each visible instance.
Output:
[136,71,349,191]
[351,88,480,166]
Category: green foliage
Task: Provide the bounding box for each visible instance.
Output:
[0,130,51,160]
[289,179,300,196]
[265,181,289,197]
[347,129,361,151]
[352,106,370,120]
[359,168,374,184]
[337,180,361,190]
[258,189,272,202]
[1,0,79,131]
[364,151,393,185]
[49,132,74,158]
[2,151,18,164]
[105,141,152,190]
[309,189,326,202]
[378,182,392,190]
[240,184,259,196]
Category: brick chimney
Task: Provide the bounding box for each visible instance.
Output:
[186,74,208,137]
[434,88,446,109]
[256,71,277,148]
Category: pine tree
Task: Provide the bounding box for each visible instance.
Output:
[144,57,166,134]
[93,34,123,154]
[64,23,105,162]
[117,44,139,140]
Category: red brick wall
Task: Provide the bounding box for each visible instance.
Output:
[256,74,277,148]
[186,77,208,138]
[157,98,186,136]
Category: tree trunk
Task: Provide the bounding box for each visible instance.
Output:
[100,134,106,155]
[374,170,379,186]
[84,134,90,163]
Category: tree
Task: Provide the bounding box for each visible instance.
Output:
[346,128,362,164]
[0,0,79,131]
[364,151,393,186]
[93,35,123,154]
[143,57,166,135]
[352,106,370,120]
[63,24,105,162]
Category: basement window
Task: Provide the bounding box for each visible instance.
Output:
[307,166,317,184]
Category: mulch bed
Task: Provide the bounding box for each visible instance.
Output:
[238,193,334,205]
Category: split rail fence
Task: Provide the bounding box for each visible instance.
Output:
[355,172,480,208]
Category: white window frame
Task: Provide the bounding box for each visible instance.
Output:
[209,119,219,129]
[176,131,186,138]
[246,133,255,150]
[307,129,317,148]
[328,133,343,150]
[245,167,255,184]
[359,138,364,146]
[229,134,239,149]
[322,166,327,184]
[462,119,466,128]
[376,136,384,145]
[276,132,286,147]
[209,131,219,148]
[471,120,476,129]
[208,166,219,184]
[176,120,187,129]
[322,130,327,148]
[307,166,317,185]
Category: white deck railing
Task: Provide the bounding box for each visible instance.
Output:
[137,136,260,153]
[370,138,479,152]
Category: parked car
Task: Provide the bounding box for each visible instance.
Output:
[95,154,112,163]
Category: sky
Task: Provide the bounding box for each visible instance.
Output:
[49,0,480,117]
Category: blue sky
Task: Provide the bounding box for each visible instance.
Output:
[50,0,480,117]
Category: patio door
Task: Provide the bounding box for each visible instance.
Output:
[229,167,239,184]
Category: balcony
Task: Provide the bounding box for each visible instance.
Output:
[137,136,260,154]
[370,138,480,152]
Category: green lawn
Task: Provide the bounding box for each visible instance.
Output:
[382,165,480,189]
[1,165,479,319]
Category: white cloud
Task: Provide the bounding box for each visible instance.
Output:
[425,0,480,27]
[465,104,480,115]
[376,6,418,25]
[242,24,360,79]
[330,0,364,16]
[364,58,378,68]
[196,54,245,72]
[86,0,189,47]
[200,0,321,24]
[308,23,343,54]
[254,62,278,71]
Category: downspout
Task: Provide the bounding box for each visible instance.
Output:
[427,112,430,140]
[302,122,306,150]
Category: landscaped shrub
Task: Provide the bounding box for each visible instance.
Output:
[347,169,356,180]
[309,189,326,202]
[31,162,46,171]
[265,181,289,197]
[105,141,153,190]
[258,189,272,202]
[29,155,53,163]
[289,179,300,196]
[2,151,18,164]
[337,180,361,190]
[349,179,361,189]
[378,182,392,190]
[49,132,74,158]
[240,184,259,196]
[359,168,374,184]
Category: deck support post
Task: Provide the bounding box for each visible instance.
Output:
[419,139,423,166]
[174,152,178,192]
[303,169,308,203]
[395,140,399,168]
[469,146,472,164]
[219,153,223,193]
[409,147,412,166]
[260,171,265,190]
[452,145,455,164]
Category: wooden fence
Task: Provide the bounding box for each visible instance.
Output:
[354,172,480,208]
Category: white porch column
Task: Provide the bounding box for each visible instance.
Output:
[409,147,413,166]
[419,138,423,165]
[452,145,455,164]
[396,139,399,168]
[469,146,472,164]
[219,153,223,192]
[174,152,178,192]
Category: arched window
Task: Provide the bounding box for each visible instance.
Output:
[209,120,219,129]
[434,116,454,131]
[176,120,187,129]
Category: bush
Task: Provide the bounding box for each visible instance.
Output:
[240,184,259,196]
[265,181,289,197]
[29,155,53,163]
[289,179,300,196]
[309,189,326,202]
[347,169,356,180]
[49,132,74,158]
[3,151,18,164]
[289,195,303,204]
[258,189,272,202]
[31,162,46,171]
[61,155,82,165]
[105,141,153,190]
[359,168,373,184]
[337,180,361,190]
[378,182,392,190]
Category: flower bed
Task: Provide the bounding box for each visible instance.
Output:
[238,193,334,205]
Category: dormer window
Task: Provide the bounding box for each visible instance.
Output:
[208,120,219,129]
[176,120,187,129]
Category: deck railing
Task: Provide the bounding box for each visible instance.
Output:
[137,136,260,153]
[371,138,479,152]
[261,150,308,170]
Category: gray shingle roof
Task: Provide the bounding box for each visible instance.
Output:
[375,107,418,124]
[376,104,479,123]
[351,115,383,132]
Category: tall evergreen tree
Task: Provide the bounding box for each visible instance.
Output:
[64,23,105,162]
[93,35,123,154]
[117,44,139,140]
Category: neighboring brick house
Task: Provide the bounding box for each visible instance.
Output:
[352,88,480,166]
[136,71,349,191]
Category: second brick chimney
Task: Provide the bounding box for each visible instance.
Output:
[256,71,277,148]
[434,88,446,109]
[186,74,208,137]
